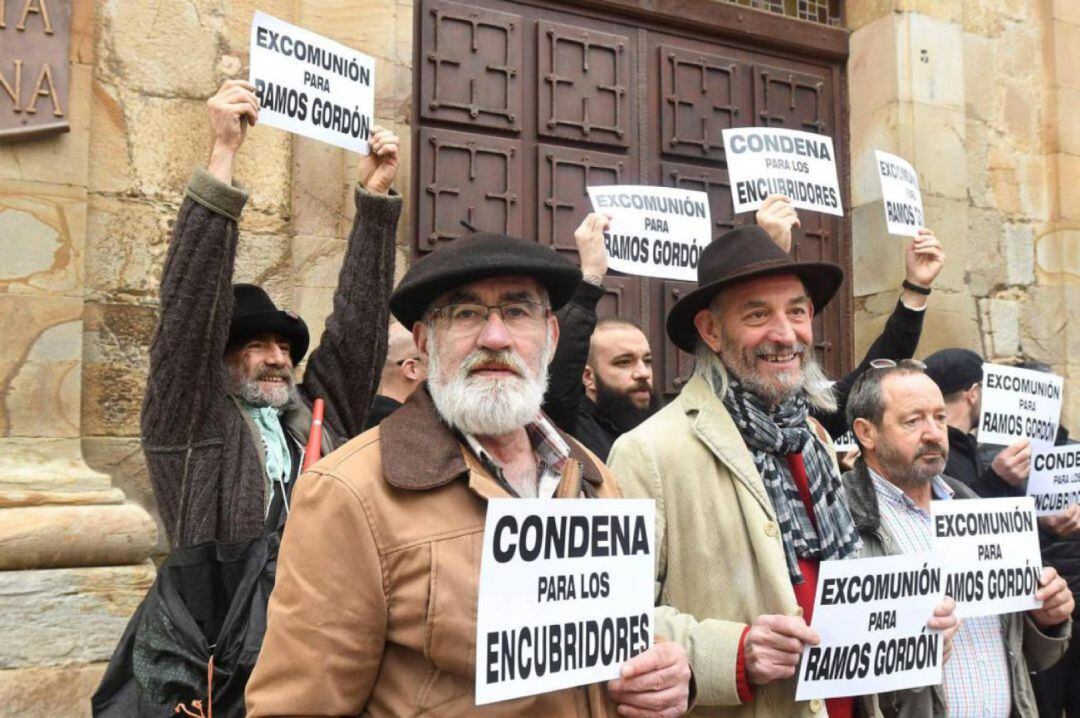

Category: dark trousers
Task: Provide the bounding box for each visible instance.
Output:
[1034,618,1080,717]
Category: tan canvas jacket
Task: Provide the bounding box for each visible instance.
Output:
[609,372,880,718]
[246,387,624,717]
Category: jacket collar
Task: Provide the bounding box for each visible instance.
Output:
[842,459,882,535]
[678,372,775,517]
[380,384,605,494]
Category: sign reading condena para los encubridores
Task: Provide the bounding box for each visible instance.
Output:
[1027,445,1080,517]
[721,127,843,216]
[249,11,375,154]
[475,499,655,705]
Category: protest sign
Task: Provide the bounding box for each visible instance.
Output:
[1028,445,1080,517]
[586,186,711,282]
[249,11,375,154]
[978,363,1064,449]
[875,150,924,237]
[932,496,1043,619]
[475,498,655,705]
[833,429,857,453]
[796,553,944,701]
[721,127,843,216]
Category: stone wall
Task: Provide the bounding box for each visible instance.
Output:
[848,0,1080,427]
[2,0,1078,715]
[80,0,415,560]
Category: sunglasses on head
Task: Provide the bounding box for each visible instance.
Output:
[868,358,927,370]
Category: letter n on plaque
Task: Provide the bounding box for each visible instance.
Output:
[1,0,72,141]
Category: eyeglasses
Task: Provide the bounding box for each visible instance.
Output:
[395,356,421,366]
[869,358,927,370]
[429,301,549,335]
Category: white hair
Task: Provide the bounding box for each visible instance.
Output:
[426,322,554,436]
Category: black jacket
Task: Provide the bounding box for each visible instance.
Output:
[944,425,1022,499]
[542,281,621,460]
[361,394,404,432]
[815,298,925,438]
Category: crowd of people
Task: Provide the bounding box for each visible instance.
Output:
[95,79,1080,718]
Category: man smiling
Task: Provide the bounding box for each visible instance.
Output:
[609,225,869,716]
[141,80,402,546]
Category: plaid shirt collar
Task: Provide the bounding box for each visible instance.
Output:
[463,414,570,495]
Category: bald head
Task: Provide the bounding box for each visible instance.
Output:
[379,321,426,402]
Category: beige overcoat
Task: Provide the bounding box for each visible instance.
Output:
[609,372,879,718]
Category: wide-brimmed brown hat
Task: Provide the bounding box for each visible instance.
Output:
[390,233,582,329]
[666,225,844,352]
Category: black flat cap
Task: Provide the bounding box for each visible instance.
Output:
[390,233,582,329]
[666,225,844,353]
[923,348,984,395]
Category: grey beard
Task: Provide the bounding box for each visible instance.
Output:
[227,368,301,411]
[877,441,948,490]
[699,339,837,413]
[426,326,552,436]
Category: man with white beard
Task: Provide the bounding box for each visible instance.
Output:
[247,234,692,717]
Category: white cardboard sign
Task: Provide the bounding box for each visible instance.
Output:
[475,498,655,705]
[249,11,375,154]
[1027,445,1080,517]
[931,496,1043,619]
[875,150,924,237]
[721,127,843,216]
[833,429,858,453]
[978,363,1064,449]
[796,553,945,701]
[586,186,711,282]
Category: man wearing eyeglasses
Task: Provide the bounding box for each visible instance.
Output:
[247,233,692,717]
[362,321,426,430]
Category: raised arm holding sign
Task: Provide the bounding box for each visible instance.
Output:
[249,11,375,154]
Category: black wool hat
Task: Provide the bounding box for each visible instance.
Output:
[923,348,984,395]
[390,233,583,329]
[666,225,845,353]
[228,284,310,365]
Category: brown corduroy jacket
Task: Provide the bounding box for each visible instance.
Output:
[246,387,625,717]
[141,168,401,546]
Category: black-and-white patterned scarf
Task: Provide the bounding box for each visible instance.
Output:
[716,367,861,584]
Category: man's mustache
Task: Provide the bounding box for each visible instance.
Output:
[915,441,946,459]
[255,366,293,382]
[461,350,527,378]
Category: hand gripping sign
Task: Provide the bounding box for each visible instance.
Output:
[475,498,655,705]
[931,496,1043,619]
[1028,445,1080,517]
[721,127,843,216]
[249,11,376,154]
[586,186,712,282]
[874,150,925,237]
[796,553,945,701]
[978,363,1064,449]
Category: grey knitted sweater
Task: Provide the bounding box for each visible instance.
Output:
[141,168,402,546]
